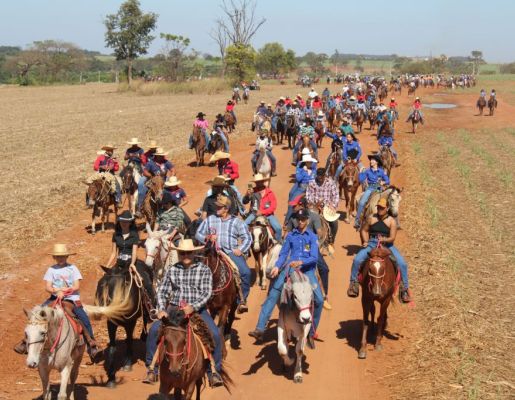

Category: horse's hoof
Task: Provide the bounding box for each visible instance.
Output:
[91,232,96,235]
[106,380,117,389]
[375,344,383,352]
[358,350,367,359]
[344,218,350,224]
[294,375,303,384]
[122,364,132,372]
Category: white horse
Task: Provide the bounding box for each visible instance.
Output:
[25,306,84,400]
[256,141,272,181]
[144,223,179,286]
[277,270,314,384]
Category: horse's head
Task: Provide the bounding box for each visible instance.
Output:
[160,308,188,376]
[24,306,58,368]
[147,176,164,202]
[86,178,105,207]
[343,161,359,188]
[95,263,130,307]
[144,223,173,267]
[386,186,402,217]
[289,271,314,324]
[366,248,393,297]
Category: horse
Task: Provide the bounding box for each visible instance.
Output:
[231,91,240,104]
[358,247,398,359]
[24,305,85,400]
[275,114,286,144]
[157,309,233,399]
[285,114,297,149]
[379,146,395,177]
[95,260,154,388]
[203,242,239,355]
[255,141,272,179]
[488,95,497,116]
[192,125,206,167]
[378,85,388,103]
[144,223,179,286]
[477,96,486,115]
[410,110,421,134]
[142,175,165,228]
[242,90,249,104]
[208,131,225,155]
[120,163,140,215]
[407,84,416,96]
[341,161,360,223]
[223,111,236,133]
[368,109,378,131]
[277,270,314,384]
[355,109,366,133]
[250,216,274,290]
[295,135,317,164]
[314,119,325,148]
[327,107,341,132]
[325,144,343,182]
[356,186,402,228]
[387,109,397,128]
[85,176,118,235]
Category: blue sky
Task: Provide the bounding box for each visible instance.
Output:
[1,0,514,62]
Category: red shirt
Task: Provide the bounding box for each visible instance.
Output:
[226,104,235,112]
[413,101,422,110]
[357,94,366,102]
[220,159,239,180]
[312,100,322,108]
[285,98,292,105]
[141,150,155,165]
[93,155,119,172]
[255,188,277,216]
[389,101,398,108]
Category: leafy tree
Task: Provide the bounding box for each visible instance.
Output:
[158,33,191,81]
[104,0,157,86]
[255,42,296,77]
[225,43,256,83]
[304,52,328,75]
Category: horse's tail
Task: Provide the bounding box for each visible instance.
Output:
[220,360,234,393]
[85,280,134,320]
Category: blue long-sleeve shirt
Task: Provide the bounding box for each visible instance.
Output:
[359,167,390,185]
[275,228,319,271]
[195,215,252,253]
[295,162,317,184]
[343,140,362,161]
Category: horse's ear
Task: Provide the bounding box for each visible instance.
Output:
[23,308,30,319]
[100,265,111,274]
[81,180,90,186]
[161,316,170,326]
[146,222,153,235]
[398,187,403,193]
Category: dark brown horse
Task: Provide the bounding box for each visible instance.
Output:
[355,109,366,133]
[86,176,118,234]
[327,107,341,132]
[120,164,139,215]
[477,96,486,115]
[358,247,398,359]
[488,95,497,116]
[378,85,388,103]
[142,175,165,227]
[326,145,343,181]
[223,111,236,133]
[192,125,206,167]
[368,109,377,131]
[314,119,325,148]
[285,114,297,149]
[231,91,240,104]
[341,161,360,223]
[410,110,421,134]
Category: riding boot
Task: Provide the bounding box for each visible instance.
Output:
[13,339,27,354]
[77,320,101,362]
[347,281,359,297]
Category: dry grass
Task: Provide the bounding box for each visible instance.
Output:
[390,128,515,399]
[118,78,230,96]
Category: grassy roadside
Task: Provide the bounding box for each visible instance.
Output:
[389,128,514,399]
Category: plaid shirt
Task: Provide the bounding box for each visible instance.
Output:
[157,262,212,312]
[195,215,252,253]
[306,177,339,208]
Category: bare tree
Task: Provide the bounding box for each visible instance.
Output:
[217,0,266,46]
[209,19,229,77]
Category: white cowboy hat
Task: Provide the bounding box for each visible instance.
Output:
[301,148,311,156]
[154,147,168,156]
[48,243,76,256]
[170,239,204,253]
[317,110,324,116]
[147,139,159,149]
[350,96,356,100]
[323,205,341,222]
[101,144,117,151]
[209,151,231,163]
[252,173,270,182]
[126,137,142,145]
[301,154,317,163]
[164,176,182,187]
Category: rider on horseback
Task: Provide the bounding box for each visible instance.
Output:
[243,174,282,242]
[138,148,175,213]
[155,191,186,234]
[378,116,398,163]
[252,129,277,176]
[144,239,225,387]
[292,125,317,164]
[406,97,424,124]
[225,100,237,125]
[271,97,286,132]
[354,154,390,230]
[124,138,144,173]
[213,114,230,152]
[248,208,323,349]
[388,97,399,121]
[14,244,100,361]
[88,144,122,207]
[355,97,368,119]
[189,112,210,150]
[347,198,412,303]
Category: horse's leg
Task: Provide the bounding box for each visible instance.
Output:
[293,328,305,384]
[57,363,72,400]
[344,189,350,222]
[184,381,197,400]
[68,353,82,400]
[122,320,136,371]
[375,298,391,351]
[195,378,202,400]
[358,295,371,359]
[99,206,105,233]
[218,305,230,358]
[105,320,118,387]
[91,207,96,235]
[277,322,293,368]
[351,187,358,217]
[38,364,51,400]
[255,252,262,288]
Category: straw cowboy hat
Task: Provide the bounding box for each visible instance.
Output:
[317,110,324,117]
[251,173,270,182]
[301,154,317,163]
[126,137,142,145]
[209,151,231,163]
[147,139,159,149]
[323,205,341,222]
[377,198,388,208]
[349,96,356,101]
[164,176,182,187]
[170,239,204,253]
[206,175,228,187]
[48,243,76,256]
[101,144,117,151]
[154,147,168,156]
[215,195,232,208]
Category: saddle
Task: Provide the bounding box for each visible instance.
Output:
[214,250,245,301]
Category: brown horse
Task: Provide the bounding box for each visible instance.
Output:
[157,309,232,399]
[341,161,360,222]
[368,109,377,131]
[326,145,343,181]
[192,125,206,167]
[120,164,139,215]
[224,111,236,133]
[379,146,395,177]
[477,96,486,115]
[142,175,165,227]
[314,119,325,148]
[296,136,317,164]
[358,247,398,359]
[488,95,497,116]
[327,107,341,132]
[378,85,388,103]
[231,91,240,104]
[204,243,239,357]
[410,110,421,134]
[86,177,118,234]
[355,109,366,133]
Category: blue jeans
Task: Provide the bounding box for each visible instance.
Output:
[245,214,282,242]
[256,265,323,333]
[216,130,230,152]
[355,185,380,228]
[230,110,237,124]
[251,150,276,172]
[288,182,308,202]
[317,253,329,295]
[271,116,278,131]
[137,176,147,208]
[145,308,222,373]
[350,238,409,288]
[227,252,251,302]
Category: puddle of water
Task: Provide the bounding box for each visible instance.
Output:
[426,103,457,109]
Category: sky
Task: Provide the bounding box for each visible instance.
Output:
[1,0,514,62]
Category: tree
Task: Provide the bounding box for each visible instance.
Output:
[104,0,157,86]
[255,42,296,77]
[217,0,266,46]
[225,43,256,83]
[470,50,484,75]
[304,52,328,76]
[159,33,190,81]
[209,19,229,77]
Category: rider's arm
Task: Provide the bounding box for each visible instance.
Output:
[356,143,362,161]
[195,217,209,244]
[93,156,102,171]
[275,234,292,269]
[236,220,252,253]
[380,170,390,186]
[106,241,118,267]
[124,152,130,161]
[156,268,173,311]
[360,219,370,246]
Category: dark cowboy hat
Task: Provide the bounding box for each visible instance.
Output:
[118,210,134,221]
[346,131,358,141]
[367,153,383,167]
[196,112,206,118]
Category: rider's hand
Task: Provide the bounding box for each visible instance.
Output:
[157,310,168,320]
[56,290,64,300]
[129,264,137,273]
[182,304,194,315]
[290,260,302,268]
[270,267,279,278]
[210,234,218,242]
[232,248,242,257]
